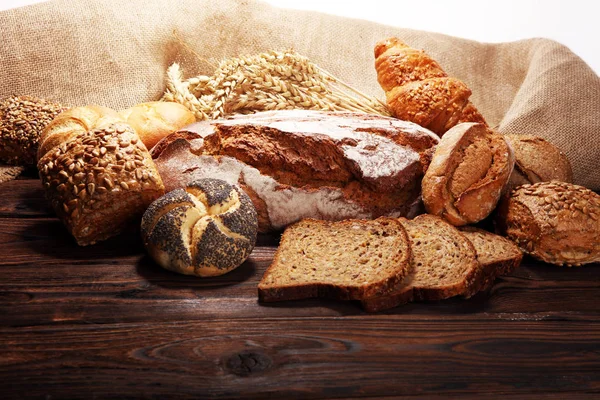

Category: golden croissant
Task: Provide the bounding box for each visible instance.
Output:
[375,37,487,136]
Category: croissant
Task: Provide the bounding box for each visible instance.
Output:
[374,37,487,136]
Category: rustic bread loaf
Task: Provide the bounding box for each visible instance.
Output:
[151,110,439,232]
[37,106,165,246]
[258,217,411,302]
[141,178,258,277]
[361,215,485,312]
[496,181,600,266]
[422,122,515,226]
[0,95,66,166]
[504,134,573,190]
[119,101,196,150]
[459,226,523,290]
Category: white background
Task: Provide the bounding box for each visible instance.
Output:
[2,0,599,74]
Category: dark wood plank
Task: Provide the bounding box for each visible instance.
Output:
[1,318,599,399]
[0,178,50,218]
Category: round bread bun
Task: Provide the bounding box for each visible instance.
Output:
[496,181,600,266]
[0,95,66,166]
[120,102,195,150]
[141,178,258,277]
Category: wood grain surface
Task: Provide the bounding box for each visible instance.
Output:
[1,178,599,399]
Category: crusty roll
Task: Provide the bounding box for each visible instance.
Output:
[119,101,196,150]
[141,178,258,277]
[422,122,515,226]
[496,181,600,266]
[37,106,165,246]
[504,134,573,190]
[0,95,67,166]
[374,37,487,136]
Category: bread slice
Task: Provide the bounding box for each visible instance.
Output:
[361,215,484,312]
[458,226,523,291]
[258,217,411,302]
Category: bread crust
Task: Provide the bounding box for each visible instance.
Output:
[258,218,411,302]
[496,181,600,266]
[422,123,515,226]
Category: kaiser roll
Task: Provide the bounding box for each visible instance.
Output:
[141,178,258,277]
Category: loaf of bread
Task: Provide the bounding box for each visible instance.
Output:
[151,110,439,232]
[422,123,515,226]
[374,37,487,136]
[0,95,66,166]
[361,215,484,312]
[504,134,573,189]
[141,178,258,277]
[37,106,165,245]
[258,218,411,302]
[119,101,195,150]
[496,181,600,266]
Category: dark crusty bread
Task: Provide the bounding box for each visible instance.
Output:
[151,110,439,232]
[361,215,485,312]
[459,226,523,291]
[258,217,411,302]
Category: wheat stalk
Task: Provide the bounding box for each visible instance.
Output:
[162,50,389,120]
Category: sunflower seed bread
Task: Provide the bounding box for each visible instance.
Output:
[37,106,165,246]
[361,215,486,312]
[496,181,600,266]
[258,217,412,302]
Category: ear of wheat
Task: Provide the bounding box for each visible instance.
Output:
[162,50,390,120]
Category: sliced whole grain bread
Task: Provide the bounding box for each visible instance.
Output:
[258,217,411,302]
[361,214,486,312]
[459,226,523,291]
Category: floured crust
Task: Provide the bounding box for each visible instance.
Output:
[422,123,515,226]
[153,110,438,231]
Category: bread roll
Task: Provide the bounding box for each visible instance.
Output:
[422,122,515,226]
[119,101,195,150]
[496,181,600,266]
[504,134,573,189]
[141,178,258,277]
[0,95,66,165]
[37,105,165,246]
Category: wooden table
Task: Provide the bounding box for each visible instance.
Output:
[1,176,599,399]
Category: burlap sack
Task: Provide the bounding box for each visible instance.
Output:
[1,0,598,189]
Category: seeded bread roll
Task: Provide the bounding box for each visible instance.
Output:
[37,106,165,246]
[141,178,258,277]
[422,122,515,226]
[496,181,600,266]
[504,135,573,190]
[0,95,66,166]
[119,101,196,150]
